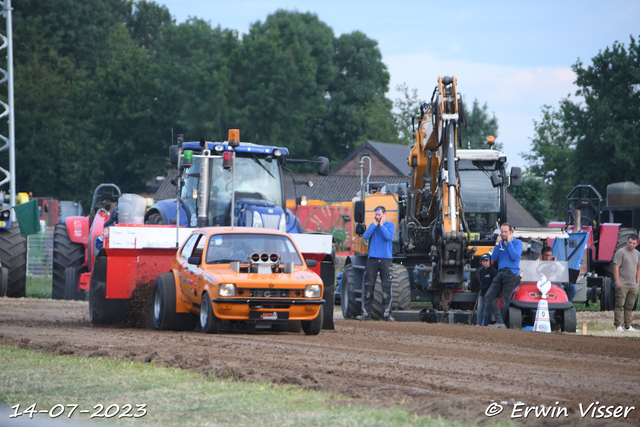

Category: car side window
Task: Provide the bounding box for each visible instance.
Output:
[180,234,200,260]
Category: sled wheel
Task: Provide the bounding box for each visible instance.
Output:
[89,256,126,325]
[508,306,522,329]
[200,292,221,334]
[302,307,324,335]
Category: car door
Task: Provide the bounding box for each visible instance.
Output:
[177,233,206,304]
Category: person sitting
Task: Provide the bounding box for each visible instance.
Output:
[538,246,576,302]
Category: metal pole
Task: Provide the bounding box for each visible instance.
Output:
[6,0,14,220]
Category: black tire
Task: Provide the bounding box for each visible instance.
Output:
[145,212,165,225]
[89,256,126,325]
[152,272,176,330]
[600,277,615,311]
[0,223,27,298]
[371,264,411,320]
[302,307,323,335]
[0,267,7,296]
[563,307,577,333]
[341,264,360,319]
[508,306,522,329]
[52,224,85,300]
[200,292,221,334]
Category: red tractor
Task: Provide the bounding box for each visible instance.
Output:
[52,184,121,300]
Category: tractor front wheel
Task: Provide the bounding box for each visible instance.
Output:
[52,224,85,300]
[341,264,360,319]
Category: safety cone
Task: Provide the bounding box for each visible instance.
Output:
[533,276,551,333]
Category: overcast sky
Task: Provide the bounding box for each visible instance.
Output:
[159,0,639,167]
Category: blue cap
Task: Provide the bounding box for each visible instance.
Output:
[481,254,490,261]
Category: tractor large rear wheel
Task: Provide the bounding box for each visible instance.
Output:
[372,264,411,320]
[340,264,360,319]
[145,212,165,225]
[0,223,27,298]
[600,277,615,311]
[52,224,85,300]
[89,256,126,325]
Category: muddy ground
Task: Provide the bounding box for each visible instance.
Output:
[1,298,639,426]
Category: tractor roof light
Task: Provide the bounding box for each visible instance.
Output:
[223,151,233,170]
[213,144,224,153]
[273,149,282,157]
[228,129,240,148]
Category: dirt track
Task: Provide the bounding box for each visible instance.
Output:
[1,298,639,426]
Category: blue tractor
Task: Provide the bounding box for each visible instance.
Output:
[145,130,329,232]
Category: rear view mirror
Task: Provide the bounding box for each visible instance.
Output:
[305,259,317,268]
[354,200,365,223]
[490,171,502,188]
[317,157,330,176]
[510,167,522,187]
[169,145,179,165]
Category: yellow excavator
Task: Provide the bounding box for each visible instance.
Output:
[341,75,520,320]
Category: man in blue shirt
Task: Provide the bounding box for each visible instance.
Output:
[358,206,396,321]
[484,222,522,328]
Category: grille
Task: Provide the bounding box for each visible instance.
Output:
[237,288,304,298]
[262,214,281,229]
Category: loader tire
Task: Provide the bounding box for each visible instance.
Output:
[371,264,411,320]
[563,307,577,333]
[341,264,360,319]
[302,307,323,335]
[89,255,126,325]
[0,223,27,298]
[52,224,85,300]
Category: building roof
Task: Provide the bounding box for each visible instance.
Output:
[284,174,408,202]
[330,140,411,176]
[506,192,540,227]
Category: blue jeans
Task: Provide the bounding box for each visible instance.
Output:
[484,269,520,325]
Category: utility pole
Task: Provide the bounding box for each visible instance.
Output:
[0,0,15,220]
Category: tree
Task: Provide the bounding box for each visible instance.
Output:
[393,84,421,145]
[562,35,640,197]
[519,105,575,221]
[460,99,501,150]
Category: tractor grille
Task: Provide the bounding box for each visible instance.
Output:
[262,214,281,229]
[237,288,304,298]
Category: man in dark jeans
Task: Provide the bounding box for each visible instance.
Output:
[484,223,522,328]
[358,206,396,321]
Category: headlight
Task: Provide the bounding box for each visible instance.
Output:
[252,211,263,228]
[278,214,286,231]
[273,149,282,157]
[218,283,236,297]
[304,285,321,298]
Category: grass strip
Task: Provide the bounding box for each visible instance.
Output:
[0,345,503,427]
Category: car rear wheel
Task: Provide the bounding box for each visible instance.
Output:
[200,292,221,334]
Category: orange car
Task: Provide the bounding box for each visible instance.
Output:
[151,227,325,335]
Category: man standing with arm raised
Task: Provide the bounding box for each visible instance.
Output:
[358,206,396,321]
[484,223,522,328]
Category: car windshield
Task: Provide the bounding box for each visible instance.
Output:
[181,155,282,226]
[205,233,303,265]
[116,194,146,224]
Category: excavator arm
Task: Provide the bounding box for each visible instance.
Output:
[406,76,474,286]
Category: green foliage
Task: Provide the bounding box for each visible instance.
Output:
[460,99,502,151]
[508,171,554,225]
[520,105,575,221]
[562,35,640,197]
[2,4,399,201]
[521,35,640,221]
